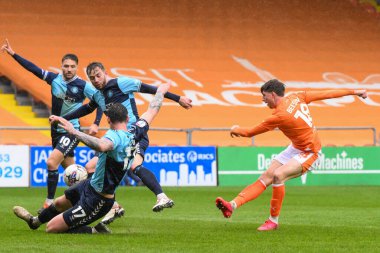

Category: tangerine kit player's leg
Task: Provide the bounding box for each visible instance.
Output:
[216,160,277,219]
[216,159,282,231]
[216,179,267,218]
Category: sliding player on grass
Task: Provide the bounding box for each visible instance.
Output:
[216,79,367,231]
[13,82,172,234]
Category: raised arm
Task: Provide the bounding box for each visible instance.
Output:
[304,90,367,103]
[140,82,171,125]
[49,115,113,152]
[1,39,52,81]
[139,83,192,109]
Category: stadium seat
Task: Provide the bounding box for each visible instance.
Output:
[0,94,50,145]
[0,0,379,146]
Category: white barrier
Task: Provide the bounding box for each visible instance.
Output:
[0,145,29,187]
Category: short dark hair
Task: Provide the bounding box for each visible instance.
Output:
[107,103,128,123]
[62,54,78,64]
[260,79,285,96]
[86,62,105,76]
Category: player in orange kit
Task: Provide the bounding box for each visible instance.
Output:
[215,79,367,231]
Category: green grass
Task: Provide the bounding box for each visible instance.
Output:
[1,186,379,253]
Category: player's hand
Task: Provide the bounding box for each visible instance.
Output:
[355,89,367,99]
[1,39,15,56]
[179,96,192,109]
[157,82,171,95]
[49,115,60,125]
[88,123,99,136]
[230,125,241,138]
[49,116,75,134]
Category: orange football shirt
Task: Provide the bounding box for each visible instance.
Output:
[233,90,356,152]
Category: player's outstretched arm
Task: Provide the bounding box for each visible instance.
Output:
[139,83,192,109]
[230,115,278,138]
[140,82,171,125]
[305,89,368,103]
[230,125,260,138]
[62,97,102,136]
[49,115,113,152]
[1,39,48,80]
[63,100,98,121]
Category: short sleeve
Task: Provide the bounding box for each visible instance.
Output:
[92,91,106,111]
[44,72,59,85]
[103,130,118,148]
[117,76,142,94]
[83,82,98,99]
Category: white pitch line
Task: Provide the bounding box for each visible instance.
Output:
[219,171,264,175]
[311,170,380,174]
[219,170,380,175]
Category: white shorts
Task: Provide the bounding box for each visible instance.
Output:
[275,145,321,173]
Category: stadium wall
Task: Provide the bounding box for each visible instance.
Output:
[1,145,379,187]
[1,0,380,147]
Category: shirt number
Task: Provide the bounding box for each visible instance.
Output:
[294,103,313,127]
[72,205,86,218]
[59,136,71,146]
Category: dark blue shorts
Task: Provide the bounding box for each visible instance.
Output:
[62,179,114,229]
[52,132,79,157]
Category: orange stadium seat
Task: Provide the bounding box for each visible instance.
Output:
[0,106,50,145]
[0,0,379,146]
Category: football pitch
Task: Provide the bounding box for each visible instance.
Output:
[1,186,379,253]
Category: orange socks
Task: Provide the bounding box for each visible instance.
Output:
[270,184,285,219]
[233,179,267,208]
[231,180,285,223]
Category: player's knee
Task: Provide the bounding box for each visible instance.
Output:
[130,164,140,172]
[46,217,68,233]
[46,222,59,233]
[272,171,284,183]
[85,157,98,173]
[53,202,65,213]
[259,171,273,185]
[259,176,272,186]
[46,158,59,170]
[131,160,143,170]
[85,163,95,173]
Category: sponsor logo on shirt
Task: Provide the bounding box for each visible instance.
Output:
[70,86,79,94]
